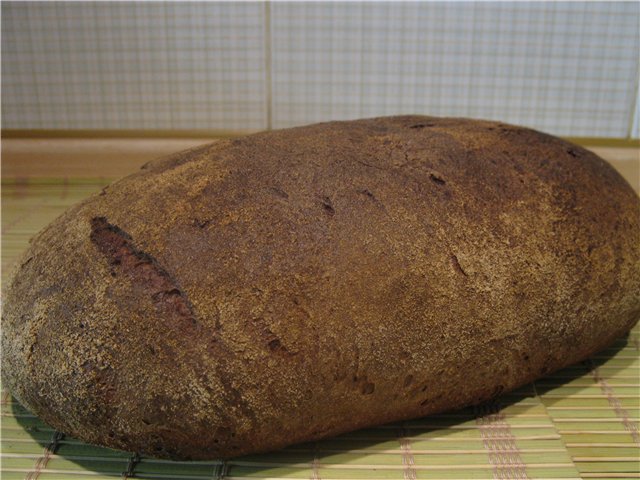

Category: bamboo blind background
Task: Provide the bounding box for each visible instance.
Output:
[2,1,640,138]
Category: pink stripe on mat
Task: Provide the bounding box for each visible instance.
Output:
[398,424,417,480]
[121,452,140,479]
[25,430,64,480]
[216,460,229,479]
[589,362,640,446]
[310,441,321,480]
[475,402,530,480]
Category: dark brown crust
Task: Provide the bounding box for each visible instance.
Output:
[2,116,639,460]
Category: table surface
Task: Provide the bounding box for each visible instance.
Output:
[1,139,638,480]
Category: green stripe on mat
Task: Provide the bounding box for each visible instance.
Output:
[1,178,637,479]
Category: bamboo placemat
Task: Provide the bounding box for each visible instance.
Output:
[1,178,638,480]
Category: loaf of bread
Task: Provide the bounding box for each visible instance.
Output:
[2,116,639,460]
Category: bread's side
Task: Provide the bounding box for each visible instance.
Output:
[2,116,639,459]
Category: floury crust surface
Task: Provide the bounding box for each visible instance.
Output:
[2,116,639,460]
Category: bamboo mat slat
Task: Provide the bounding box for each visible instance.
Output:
[1,144,639,479]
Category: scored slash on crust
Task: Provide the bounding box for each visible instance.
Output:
[89,216,197,327]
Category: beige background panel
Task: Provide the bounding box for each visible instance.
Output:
[2,2,639,138]
[1,2,268,131]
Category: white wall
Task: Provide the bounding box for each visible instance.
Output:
[2,1,639,137]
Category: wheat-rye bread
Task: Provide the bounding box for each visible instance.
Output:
[2,116,639,460]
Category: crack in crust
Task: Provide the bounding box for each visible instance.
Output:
[89,217,197,326]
